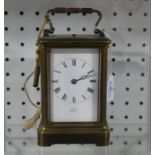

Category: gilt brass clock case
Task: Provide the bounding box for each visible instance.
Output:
[37,33,111,146]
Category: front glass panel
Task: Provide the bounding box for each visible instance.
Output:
[49,48,99,122]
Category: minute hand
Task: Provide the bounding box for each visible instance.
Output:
[76,74,96,82]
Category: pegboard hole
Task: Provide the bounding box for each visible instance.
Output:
[143,28,147,32]
[5,42,9,46]
[82,27,86,32]
[7,128,11,132]
[128,28,132,32]
[20,57,25,62]
[19,11,24,15]
[124,115,129,119]
[144,12,148,17]
[21,87,25,91]
[139,115,143,119]
[138,127,143,131]
[112,43,116,47]
[141,58,145,62]
[22,128,26,132]
[36,87,40,91]
[126,73,130,77]
[142,43,146,47]
[110,141,113,145]
[36,27,40,31]
[5,57,10,62]
[112,58,116,62]
[139,101,144,105]
[4,11,8,15]
[110,101,115,105]
[82,13,86,16]
[141,72,145,76]
[22,142,27,146]
[113,12,118,16]
[21,72,25,76]
[138,141,142,145]
[140,87,144,91]
[35,11,40,16]
[37,101,40,105]
[22,116,26,119]
[8,141,12,145]
[124,141,128,145]
[20,27,24,31]
[112,27,117,31]
[67,27,71,31]
[110,128,114,132]
[51,12,55,15]
[126,58,131,62]
[127,43,131,47]
[5,72,10,76]
[20,43,24,46]
[6,101,11,105]
[21,101,26,105]
[124,128,128,132]
[67,12,71,16]
[128,12,133,16]
[110,115,114,119]
[125,101,129,105]
[6,87,10,91]
[5,27,8,31]
[112,72,116,76]
[7,115,11,119]
[125,87,130,91]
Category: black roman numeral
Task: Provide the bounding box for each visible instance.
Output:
[72,97,76,104]
[82,95,86,100]
[82,62,86,68]
[87,87,94,93]
[87,70,94,74]
[90,79,96,83]
[62,94,67,101]
[52,80,59,83]
[54,87,61,94]
[72,59,76,66]
[54,70,61,73]
[62,62,67,68]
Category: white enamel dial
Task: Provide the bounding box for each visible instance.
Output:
[50,48,99,122]
[52,58,97,104]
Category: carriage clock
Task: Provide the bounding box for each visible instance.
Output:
[33,7,111,146]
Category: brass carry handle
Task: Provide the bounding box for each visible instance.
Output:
[46,7,102,28]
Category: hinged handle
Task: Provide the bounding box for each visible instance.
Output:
[46,7,102,33]
[33,8,104,87]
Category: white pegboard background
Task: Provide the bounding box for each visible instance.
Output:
[4,0,151,155]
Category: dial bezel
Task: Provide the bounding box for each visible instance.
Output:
[47,48,101,126]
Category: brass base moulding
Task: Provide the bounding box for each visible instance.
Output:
[38,126,110,146]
